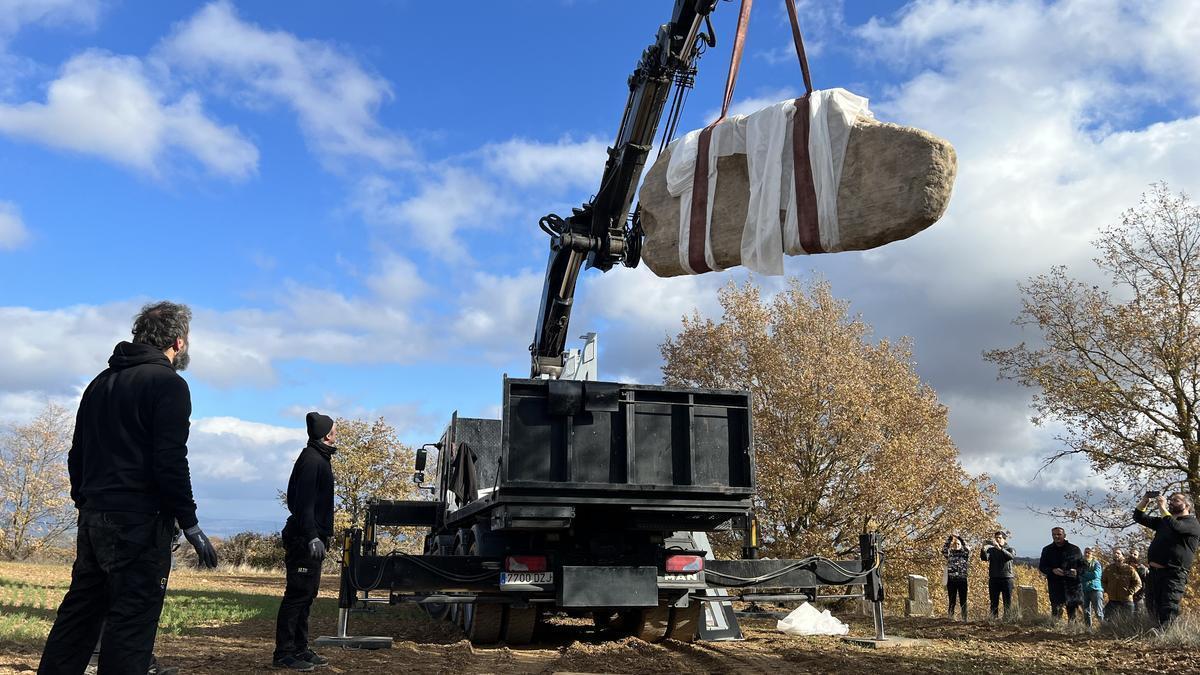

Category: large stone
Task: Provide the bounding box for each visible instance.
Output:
[904,574,933,617]
[1016,585,1040,617]
[639,115,957,277]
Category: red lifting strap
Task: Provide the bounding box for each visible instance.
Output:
[688,0,820,271]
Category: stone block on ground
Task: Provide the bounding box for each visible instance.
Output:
[1016,585,1040,617]
[904,574,933,617]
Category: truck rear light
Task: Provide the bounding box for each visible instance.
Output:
[505,555,547,573]
[665,555,704,573]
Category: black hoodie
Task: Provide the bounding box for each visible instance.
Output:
[283,439,336,543]
[68,341,198,529]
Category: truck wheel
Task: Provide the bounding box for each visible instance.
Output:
[503,606,539,644]
[633,606,670,642]
[666,603,701,642]
[463,602,503,644]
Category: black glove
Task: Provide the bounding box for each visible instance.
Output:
[309,538,327,561]
[184,525,219,568]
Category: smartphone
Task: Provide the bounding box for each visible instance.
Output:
[1145,490,1161,499]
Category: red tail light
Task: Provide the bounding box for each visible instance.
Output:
[505,555,548,573]
[665,555,704,573]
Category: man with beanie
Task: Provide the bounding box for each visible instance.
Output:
[39,301,219,675]
[273,412,337,671]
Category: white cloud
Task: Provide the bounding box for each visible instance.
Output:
[0,50,258,178]
[0,200,30,249]
[190,416,305,483]
[482,136,609,190]
[452,269,544,362]
[353,169,512,260]
[161,0,410,168]
[0,0,100,43]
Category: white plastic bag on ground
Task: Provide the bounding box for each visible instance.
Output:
[776,602,849,636]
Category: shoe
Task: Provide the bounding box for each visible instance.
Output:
[271,655,315,672]
[295,650,329,667]
[148,655,180,675]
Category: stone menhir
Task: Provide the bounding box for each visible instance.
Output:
[904,574,933,617]
[1016,585,1040,617]
[639,115,957,277]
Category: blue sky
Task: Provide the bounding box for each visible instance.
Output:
[2,0,1199,557]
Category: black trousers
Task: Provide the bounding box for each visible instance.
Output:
[274,537,323,661]
[988,577,1013,617]
[946,577,968,615]
[1148,566,1189,626]
[39,510,173,675]
[1047,580,1082,620]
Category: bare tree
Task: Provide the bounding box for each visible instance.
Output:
[0,403,75,560]
[986,184,1200,528]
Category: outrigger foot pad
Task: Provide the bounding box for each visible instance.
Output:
[314,636,393,650]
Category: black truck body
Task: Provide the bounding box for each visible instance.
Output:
[328,378,885,645]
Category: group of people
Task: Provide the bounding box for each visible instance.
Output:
[36,302,338,674]
[941,491,1200,630]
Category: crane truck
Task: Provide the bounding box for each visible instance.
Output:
[320,0,887,647]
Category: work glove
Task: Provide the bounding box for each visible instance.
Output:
[309,537,327,561]
[183,525,219,569]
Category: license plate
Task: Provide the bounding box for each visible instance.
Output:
[500,572,554,588]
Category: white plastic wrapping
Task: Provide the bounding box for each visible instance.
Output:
[664,89,871,276]
[775,602,850,636]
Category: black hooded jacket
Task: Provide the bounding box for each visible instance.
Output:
[1134,508,1200,570]
[68,341,198,529]
[1038,540,1085,587]
[283,439,336,543]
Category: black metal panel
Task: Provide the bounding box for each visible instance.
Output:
[368,500,439,527]
[455,417,502,492]
[500,378,753,494]
[705,558,868,589]
[558,566,659,607]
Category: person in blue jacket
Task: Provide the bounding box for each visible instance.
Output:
[1079,546,1104,627]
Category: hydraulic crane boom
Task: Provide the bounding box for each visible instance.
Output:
[530,0,719,378]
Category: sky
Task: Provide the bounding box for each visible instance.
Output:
[2,0,1199,557]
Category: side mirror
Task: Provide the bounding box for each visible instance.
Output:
[415,446,428,473]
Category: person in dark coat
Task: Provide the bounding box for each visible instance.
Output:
[1128,546,1150,614]
[1134,492,1200,627]
[272,412,338,671]
[942,535,970,620]
[980,530,1015,618]
[38,301,218,675]
[1038,527,1085,621]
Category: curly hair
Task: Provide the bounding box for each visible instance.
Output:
[131,301,192,349]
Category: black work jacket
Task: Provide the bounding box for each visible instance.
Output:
[284,440,336,542]
[68,342,198,529]
[1134,509,1200,570]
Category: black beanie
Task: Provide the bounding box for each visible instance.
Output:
[306,411,334,440]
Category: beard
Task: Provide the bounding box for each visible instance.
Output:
[172,349,190,372]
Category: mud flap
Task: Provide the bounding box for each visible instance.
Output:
[559,566,658,607]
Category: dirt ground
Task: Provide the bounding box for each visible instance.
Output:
[2,567,1198,674]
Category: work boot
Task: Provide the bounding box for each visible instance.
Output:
[295,650,329,667]
[148,655,180,675]
[271,655,315,672]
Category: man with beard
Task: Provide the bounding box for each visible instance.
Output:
[39,301,219,675]
[1038,527,1085,621]
[1134,492,1200,627]
[272,412,338,671]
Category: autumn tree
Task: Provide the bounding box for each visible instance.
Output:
[0,403,75,560]
[330,416,424,553]
[661,279,999,586]
[986,184,1200,529]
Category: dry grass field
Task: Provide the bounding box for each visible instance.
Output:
[2,560,1198,674]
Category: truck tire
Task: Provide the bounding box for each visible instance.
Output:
[503,606,538,644]
[463,602,504,644]
[633,606,670,642]
[666,603,701,642]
